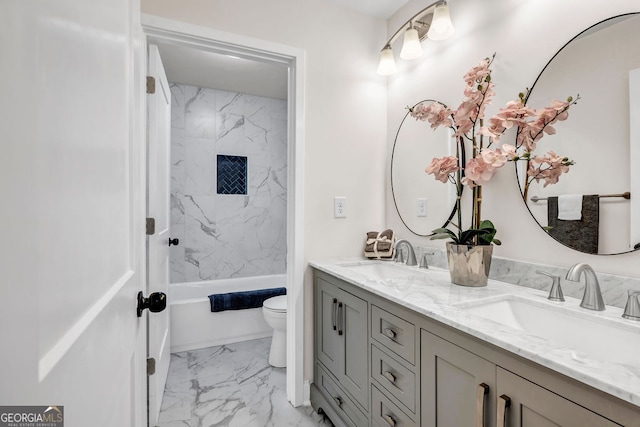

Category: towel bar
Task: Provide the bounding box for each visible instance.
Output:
[530,191,630,203]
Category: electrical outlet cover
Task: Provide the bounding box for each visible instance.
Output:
[334,197,347,218]
[417,198,427,217]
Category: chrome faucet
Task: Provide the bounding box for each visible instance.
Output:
[622,290,640,321]
[394,239,418,266]
[565,263,605,311]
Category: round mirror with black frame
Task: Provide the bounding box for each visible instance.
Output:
[517,13,640,255]
[391,100,464,236]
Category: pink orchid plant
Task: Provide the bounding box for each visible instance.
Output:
[410,54,578,246]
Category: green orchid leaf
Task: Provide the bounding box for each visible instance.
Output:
[430,228,459,243]
[431,221,500,246]
[430,228,458,244]
[477,220,499,245]
[431,227,453,234]
[458,228,494,245]
[479,219,495,230]
[431,233,457,241]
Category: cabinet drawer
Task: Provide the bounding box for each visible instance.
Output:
[316,363,367,427]
[372,384,417,427]
[372,305,415,364]
[371,344,416,414]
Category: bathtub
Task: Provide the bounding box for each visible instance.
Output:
[169,274,286,353]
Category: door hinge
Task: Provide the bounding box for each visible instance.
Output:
[146,217,156,235]
[146,76,156,94]
[147,357,156,376]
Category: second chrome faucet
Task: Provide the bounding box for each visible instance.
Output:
[565,263,605,311]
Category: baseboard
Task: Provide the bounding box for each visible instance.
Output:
[303,379,311,405]
[170,331,272,353]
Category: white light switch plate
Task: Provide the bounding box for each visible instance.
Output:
[334,197,347,218]
[417,198,427,217]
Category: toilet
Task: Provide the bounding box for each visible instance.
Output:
[262,295,287,367]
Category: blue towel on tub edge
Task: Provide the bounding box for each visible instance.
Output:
[208,287,286,312]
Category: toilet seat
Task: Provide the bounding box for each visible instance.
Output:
[263,295,287,312]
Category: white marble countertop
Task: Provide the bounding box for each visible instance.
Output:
[309,257,640,408]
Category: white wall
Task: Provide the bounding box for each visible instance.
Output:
[142,0,388,380]
[386,0,640,277]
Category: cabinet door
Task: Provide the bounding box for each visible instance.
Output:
[316,277,342,376]
[421,329,496,427]
[340,288,369,409]
[496,368,621,427]
[315,277,369,410]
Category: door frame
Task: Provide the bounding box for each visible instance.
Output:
[141,14,307,407]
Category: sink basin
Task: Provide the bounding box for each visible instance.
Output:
[339,262,424,280]
[457,295,640,365]
[335,261,451,293]
[338,261,446,281]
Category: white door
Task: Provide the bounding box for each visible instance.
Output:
[0,0,147,426]
[147,44,172,426]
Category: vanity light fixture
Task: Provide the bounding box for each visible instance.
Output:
[377,45,397,75]
[427,2,455,40]
[400,27,423,60]
[377,1,455,76]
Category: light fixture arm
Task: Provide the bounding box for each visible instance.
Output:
[379,1,447,52]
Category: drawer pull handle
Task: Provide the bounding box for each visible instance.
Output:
[476,382,489,427]
[333,396,344,408]
[497,394,511,427]
[332,298,337,331]
[337,302,344,336]
[383,414,396,427]
[384,328,397,339]
[383,370,396,384]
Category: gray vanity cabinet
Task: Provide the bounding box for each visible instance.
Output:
[421,329,496,427]
[312,268,640,427]
[314,273,369,423]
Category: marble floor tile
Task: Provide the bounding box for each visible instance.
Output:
[157,338,332,427]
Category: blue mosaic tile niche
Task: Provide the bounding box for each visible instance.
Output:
[217,155,248,195]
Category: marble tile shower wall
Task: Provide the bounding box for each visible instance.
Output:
[169,83,287,283]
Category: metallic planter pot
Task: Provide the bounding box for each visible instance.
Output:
[446,242,493,287]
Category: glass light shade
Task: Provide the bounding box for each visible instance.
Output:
[400,28,423,60]
[427,3,455,40]
[377,47,397,75]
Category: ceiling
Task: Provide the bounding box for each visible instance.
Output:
[156,43,288,100]
[155,0,405,99]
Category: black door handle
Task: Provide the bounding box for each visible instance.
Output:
[137,291,167,317]
[168,238,179,246]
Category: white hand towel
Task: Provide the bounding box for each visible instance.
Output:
[557,194,583,220]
